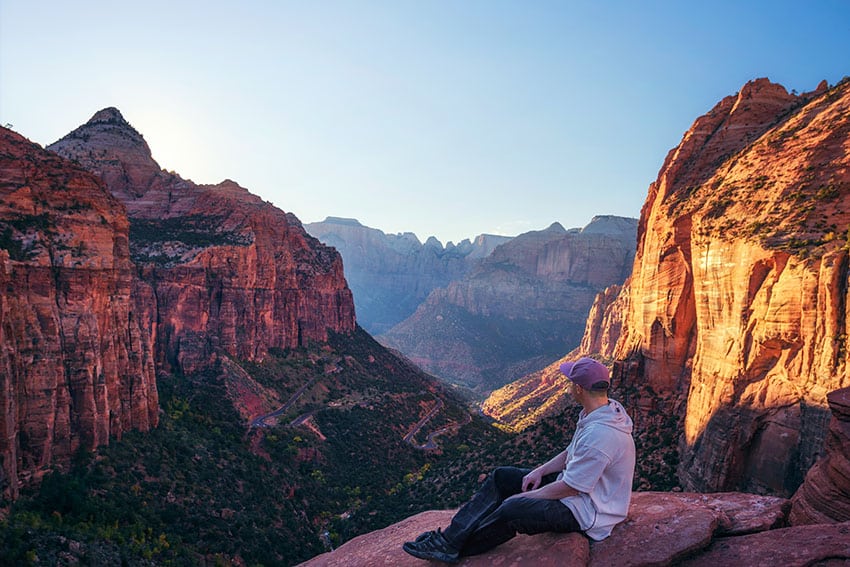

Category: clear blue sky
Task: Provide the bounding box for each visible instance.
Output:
[2,1,849,245]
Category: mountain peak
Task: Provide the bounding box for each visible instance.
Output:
[89,107,130,125]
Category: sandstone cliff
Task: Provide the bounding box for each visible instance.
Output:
[789,386,850,524]
[48,108,356,374]
[0,126,158,499]
[528,78,850,498]
[380,216,637,392]
[305,217,510,335]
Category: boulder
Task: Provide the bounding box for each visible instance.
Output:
[680,521,850,566]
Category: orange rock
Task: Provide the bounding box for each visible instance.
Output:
[484,78,850,496]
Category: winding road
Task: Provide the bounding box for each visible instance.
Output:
[250,375,320,428]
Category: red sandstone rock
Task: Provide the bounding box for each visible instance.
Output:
[0,126,158,498]
[679,521,850,567]
[493,78,850,496]
[591,491,788,566]
[298,491,798,567]
[48,109,356,375]
[298,509,589,567]
[789,387,850,524]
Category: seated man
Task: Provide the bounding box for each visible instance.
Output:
[403,357,636,563]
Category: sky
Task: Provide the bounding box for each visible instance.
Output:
[2,1,849,245]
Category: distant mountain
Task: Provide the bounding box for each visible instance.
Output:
[379,216,637,393]
[305,217,511,334]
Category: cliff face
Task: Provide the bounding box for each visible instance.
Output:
[49,109,355,374]
[580,78,850,495]
[381,217,637,392]
[305,217,510,335]
[790,386,850,524]
[0,126,158,498]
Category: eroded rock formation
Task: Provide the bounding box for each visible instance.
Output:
[0,126,158,498]
[380,217,637,392]
[48,108,355,374]
[789,386,850,524]
[606,77,850,495]
[305,217,509,335]
[487,78,850,496]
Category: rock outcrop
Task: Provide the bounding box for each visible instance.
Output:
[382,217,636,392]
[48,108,355,374]
[305,217,510,335]
[0,126,158,498]
[488,78,850,495]
[789,386,850,524]
[300,491,850,566]
[607,77,850,495]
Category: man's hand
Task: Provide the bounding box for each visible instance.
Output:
[522,469,545,492]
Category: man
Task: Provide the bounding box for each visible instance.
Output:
[402,357,636,563]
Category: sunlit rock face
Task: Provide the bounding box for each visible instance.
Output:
[49,109,355,374]
[0,127,158,499]
[586,77,850,495]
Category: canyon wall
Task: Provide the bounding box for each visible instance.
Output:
[305,217,510,335]
[48,108,356,374]
[789,386,850,524]
[0,127,158,498]
[0,108,358,497]
[381,216,636,392]
[588,78,850,495]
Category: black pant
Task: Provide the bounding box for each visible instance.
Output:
[442,466,582,556]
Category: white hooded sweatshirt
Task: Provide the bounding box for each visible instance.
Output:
[559,399,635,540]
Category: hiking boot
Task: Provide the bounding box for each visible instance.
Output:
[414,530,436,542]
[402,528,460,563]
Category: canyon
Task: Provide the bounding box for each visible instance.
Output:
[380,216,637,392]
[0,108,357,500]
[3,75,850,564]
[305,216,509,335]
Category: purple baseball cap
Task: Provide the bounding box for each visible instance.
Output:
[559,357,610,391]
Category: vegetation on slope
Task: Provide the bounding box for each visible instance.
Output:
[0,329,497,565]
[0,326,679,566]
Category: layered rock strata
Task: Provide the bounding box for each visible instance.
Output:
[608,77,850,495]
[0,126,158,498]
[492,78,850,495]
[789,386,850,524]
[305,217,510,335]
[48,109,355,374]
[381,216,637,391]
